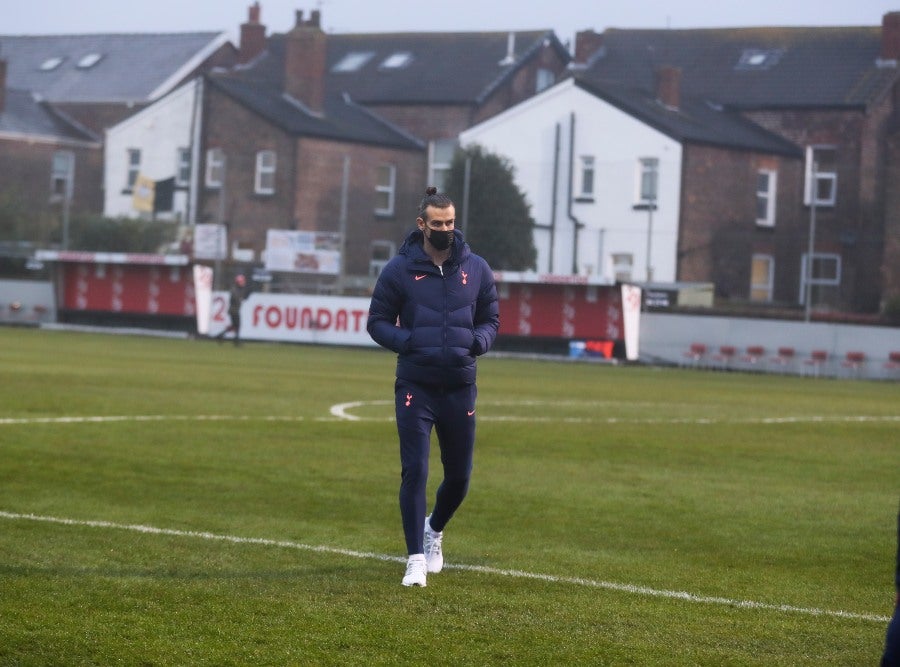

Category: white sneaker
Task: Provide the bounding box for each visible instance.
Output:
[424,516,444,574]
[402,554,427,587]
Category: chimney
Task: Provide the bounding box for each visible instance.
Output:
[573,30,604,67]
[656,65,681,110]
[882,12,900,62]
[238,2,266,64]
[0,59,6,114]
[284,9,326,113]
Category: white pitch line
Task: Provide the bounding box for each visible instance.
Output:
[0,510,888,624]
[0,415,306,426]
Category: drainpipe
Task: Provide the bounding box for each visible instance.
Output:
[533,123,560,273]
[567,112,585,274]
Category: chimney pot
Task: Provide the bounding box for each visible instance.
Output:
[285,9,327,113]
[574,30,604,65]
[238,2,266,64]
[656,65,681,110]
[882,11,900,61]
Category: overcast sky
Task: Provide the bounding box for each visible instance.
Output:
[2,0,896,47]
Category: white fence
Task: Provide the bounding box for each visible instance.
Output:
[639,312,900,380]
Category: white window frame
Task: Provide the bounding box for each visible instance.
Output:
[369,240,396,276]
[578,155,595,199]
[175,148,191,187]
[799,252,841,303]
[126,148,141,190]
[756,169,777,227]
[375,164,396,216]
[428,139,457,192]
[205,148,224,188]
[50,150,75,202]
[750,254,774,302]
[254,150,276,195]
[804,146,837,207]
[637,157,659,205]
[611,252,633,282]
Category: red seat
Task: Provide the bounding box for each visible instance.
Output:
[683,343,707,367]
[770,347,795,371]
[884,351,900,372]
[841,351,866,377]
[740,345,766,366]
[710,345,737,368]
[804,350,828,377]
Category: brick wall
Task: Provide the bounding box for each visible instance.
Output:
[0,138,103,226]
[678,144,803,304]
[744,105,893,312]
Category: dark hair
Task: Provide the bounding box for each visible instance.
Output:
[417,186,454,221]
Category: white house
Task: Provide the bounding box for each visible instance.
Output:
[460,78,682,283]
[103,79,203,223]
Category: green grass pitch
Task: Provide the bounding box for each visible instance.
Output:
[0,327,897,665]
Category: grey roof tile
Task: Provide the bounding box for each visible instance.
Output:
[0,87,98,142]
[0,32,228,102]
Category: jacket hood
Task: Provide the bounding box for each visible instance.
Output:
[399,228,470,265]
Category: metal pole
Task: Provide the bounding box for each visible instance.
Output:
[804,161,818,322]
[462,156,471,234]
[338,155,350,293]
[645,204,654,282]
[215,154,226,290]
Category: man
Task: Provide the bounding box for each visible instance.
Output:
[217,274,246,346]
[367,187,499,587]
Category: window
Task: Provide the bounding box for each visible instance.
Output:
[536,68,555,93]
[380,52,413,69]
[205,148,225,188]
[50,151,75,201]
[255,150,276,195]
[332,51,374,72]
[126,148,141,190]
[612,253,633,282]
[799,253,841,304]
[579,156,595,199]
[429,140,457,192]
[750,254,774,302]
[77,53,103,69]
[40,56,64,71]
[175,148,191,187]
[756,170,777,227]
[375,164,396,216]
[638,157,659,204]
[735,49,783,70]
[804,146,837,206]
[370,240,396,276]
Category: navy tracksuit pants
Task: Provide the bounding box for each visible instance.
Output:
[395,379,477,555]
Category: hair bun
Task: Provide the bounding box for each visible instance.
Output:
[425,186,438,196]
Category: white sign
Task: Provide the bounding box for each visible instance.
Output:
[194,224,228,260]
[621,284,642,361]
[265,229,341,275]
[207,292,375,347]
[193,264,214,335]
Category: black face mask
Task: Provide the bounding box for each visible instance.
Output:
[426,229,453,251]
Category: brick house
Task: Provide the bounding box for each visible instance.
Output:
[571,13,900,314]
[189,5,571,286]
[0,58,102,251]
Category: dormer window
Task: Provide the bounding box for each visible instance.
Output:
[39,57,64,71]
[380,52,413,70]
[77,53,103,69]
[736,49,783,70]
[332,51,374,72]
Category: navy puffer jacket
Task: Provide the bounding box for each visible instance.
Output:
[367,229,499,388]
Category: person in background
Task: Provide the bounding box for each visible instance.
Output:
[883,500,899,666]
[367,186,499,587]
[217,274,247,346]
